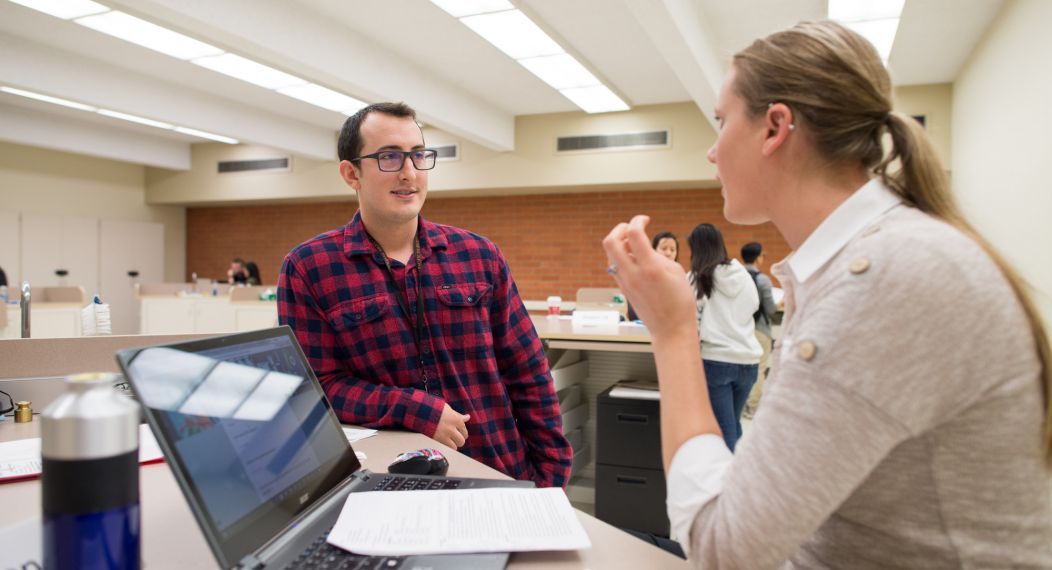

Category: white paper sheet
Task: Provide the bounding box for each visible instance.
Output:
[342,426,378,443]
[0,425,164,482]
[328,487,591,556]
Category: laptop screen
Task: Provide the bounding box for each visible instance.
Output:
[117,327,360,567]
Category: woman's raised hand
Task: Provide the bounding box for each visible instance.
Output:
[602,215,697,341]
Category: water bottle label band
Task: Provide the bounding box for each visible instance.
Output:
[42,451,139,514]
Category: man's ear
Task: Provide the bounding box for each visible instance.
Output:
[339,160,361,191]
[761,103,795,157]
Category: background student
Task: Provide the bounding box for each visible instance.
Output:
[603,20,1052,567]
[686,223,760,451]
[740,241,778,418]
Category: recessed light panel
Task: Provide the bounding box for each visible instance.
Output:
[192,53,307,90]
[9,0,108,20]
[460,10,563,60]
[75,11,223,60]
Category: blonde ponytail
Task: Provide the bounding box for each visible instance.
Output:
[882,111,1052,465]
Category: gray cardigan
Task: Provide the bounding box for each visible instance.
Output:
[686,205,1052,568]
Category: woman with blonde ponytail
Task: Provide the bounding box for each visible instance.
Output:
[603,20,1052,569]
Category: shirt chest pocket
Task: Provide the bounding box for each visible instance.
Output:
[434,282,493,355]
[325,294,395,367]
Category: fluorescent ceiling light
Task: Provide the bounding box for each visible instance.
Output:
[843,19,900,62]
[559,85,629,114]
[192,53,307,90]
[828,0,905,22]
[460,10,563,59]
[429,0,512,18]
[9,0,108,19]
[75,11,223,60]
[173,127,239,144]
[1,86,98,111]
[98,109,175,129]
[518,54,599,90]
[277,84,367,115]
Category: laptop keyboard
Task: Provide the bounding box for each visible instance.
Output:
[285,533,401,570]
[371,475,462,491]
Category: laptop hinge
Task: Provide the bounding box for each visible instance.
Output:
[237,554,265,569]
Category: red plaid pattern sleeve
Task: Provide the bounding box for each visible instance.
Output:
[278,214,572,487]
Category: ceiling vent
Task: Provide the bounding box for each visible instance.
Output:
[217,157,291,174]
[433,143,459,161]
[556,130,670,153]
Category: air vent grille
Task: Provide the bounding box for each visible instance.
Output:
[433,144,459,161]
[557,130,669,152]
[217,157,290,173]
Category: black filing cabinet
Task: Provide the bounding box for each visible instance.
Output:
[595,384,669,536]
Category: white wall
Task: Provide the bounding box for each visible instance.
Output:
[0,140,186,283]
[953,0,1052,328]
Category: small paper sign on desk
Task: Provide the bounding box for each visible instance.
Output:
[328,487,591,556]
[571,309,620,334]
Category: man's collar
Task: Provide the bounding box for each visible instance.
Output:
[343,212,448,259]
[786,177,902,284]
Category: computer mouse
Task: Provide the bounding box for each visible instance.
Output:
[387,448,449,477]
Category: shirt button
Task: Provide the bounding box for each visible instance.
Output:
[797,340,817,361]
[353,313,362,320]
[466,296,474,302]
[849,257,871,274]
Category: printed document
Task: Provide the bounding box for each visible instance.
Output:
[328,487,591,556]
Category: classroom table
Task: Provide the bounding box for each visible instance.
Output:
[0,421,688,569]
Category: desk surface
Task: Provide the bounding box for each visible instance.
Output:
[0,422,686,570]
[531,315,651,345]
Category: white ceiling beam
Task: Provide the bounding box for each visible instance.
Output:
[105,0,517,151]
[0,104,191,170]
[0,33,337,161]
[620,0,723,131]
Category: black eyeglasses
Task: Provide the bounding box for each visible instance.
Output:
[352,149,438,172]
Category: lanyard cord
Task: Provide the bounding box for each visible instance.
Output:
[367,230,426,357]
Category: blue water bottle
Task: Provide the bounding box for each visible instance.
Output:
[41,372,141,569]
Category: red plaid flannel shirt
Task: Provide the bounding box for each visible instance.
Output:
[278,213,572,487]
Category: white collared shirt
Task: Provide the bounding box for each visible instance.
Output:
[666,178,902,553]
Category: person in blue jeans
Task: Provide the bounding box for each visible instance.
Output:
[686,224,761,450]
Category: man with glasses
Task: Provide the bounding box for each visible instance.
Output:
[278,102,572,488]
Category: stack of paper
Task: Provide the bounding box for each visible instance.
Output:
[328,487,590,556]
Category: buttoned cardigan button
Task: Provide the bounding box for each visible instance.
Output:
[849,257,871,274]
[797,340,817,361]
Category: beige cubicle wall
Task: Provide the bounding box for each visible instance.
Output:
[136,283,277,335]
[0,333,210,411]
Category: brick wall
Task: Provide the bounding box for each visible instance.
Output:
[186,187,789,299]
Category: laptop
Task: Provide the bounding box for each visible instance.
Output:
[116,326,532,570]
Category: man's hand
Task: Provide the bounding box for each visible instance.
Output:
[433,403,470,449]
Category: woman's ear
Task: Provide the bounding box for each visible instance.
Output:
[761,102,795,157]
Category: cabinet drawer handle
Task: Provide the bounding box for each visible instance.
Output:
[616,476,648,485]
[616,413,649,424]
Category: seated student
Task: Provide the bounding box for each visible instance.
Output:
[602,20,1052,567]
[244,261,262,286]
[227,258,248,285]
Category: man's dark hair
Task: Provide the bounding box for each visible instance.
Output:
[232,257,245,265]
[337,102,419,162]
[741,241,763,264]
